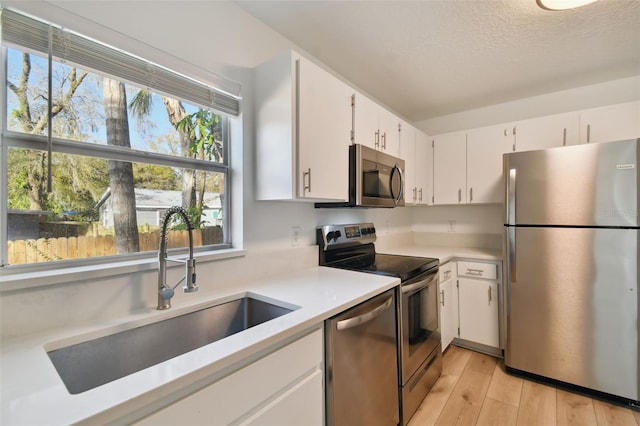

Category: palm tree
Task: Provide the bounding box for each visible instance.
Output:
[103,77,139,253]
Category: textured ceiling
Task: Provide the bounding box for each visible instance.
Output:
[237,0,640,121]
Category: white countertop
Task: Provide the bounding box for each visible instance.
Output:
[381,245,502,264]
[1,266,399,425]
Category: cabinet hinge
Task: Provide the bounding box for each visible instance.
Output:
[432,140,434,148]
[398,122,402,132]
[350,130,355,143]
[351,93,355,107]
[431,195,434,204]
[456,280,459,288]
[457,327,460,336]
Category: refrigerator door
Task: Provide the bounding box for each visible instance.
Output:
[503,139,638,227]
[504,226,639,401]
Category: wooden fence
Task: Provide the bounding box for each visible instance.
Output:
[7,227,223,265]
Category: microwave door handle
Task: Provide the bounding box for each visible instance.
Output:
[390,164,404,206]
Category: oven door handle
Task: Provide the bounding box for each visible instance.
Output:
[401,273,437,295]
[336,295,393,331]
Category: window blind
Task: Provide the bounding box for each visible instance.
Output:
[1,8,241,116]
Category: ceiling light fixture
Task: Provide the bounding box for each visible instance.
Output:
[536,0,598,10]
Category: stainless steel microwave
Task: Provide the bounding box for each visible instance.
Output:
[316,144,405,208]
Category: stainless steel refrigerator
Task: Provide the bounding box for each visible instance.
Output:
[503,139,639,405]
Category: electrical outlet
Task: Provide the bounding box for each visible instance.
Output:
[291,226,301,246]
[447,220,456,233]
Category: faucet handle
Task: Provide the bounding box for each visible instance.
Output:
[159,286,175,301]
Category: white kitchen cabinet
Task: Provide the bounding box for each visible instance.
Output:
[578,101,640,144]
[135,328,323,426]
[432,131,467,205]
[513,111,580,152]
[466,124,513,204]
[415,129,433,206]
[399,121,417,204]
[456,261,500,349]
[400,124,432,205]
[255,50,352,201]
[439,262,456,351]
[353,91,400,156]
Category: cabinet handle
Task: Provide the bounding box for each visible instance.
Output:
[458,188,462,203]
[488,286,492,303]
[382,132,387,150]
[413,187,417,202]
[563,128,567,146]
[375,130,380,148]
[587,124,591,143]
[440,289,445,306]
[444,270,451,279]
[303,168,311,195]
[466,268,484,276]
[418,188,423,202]
[469,187,473,203]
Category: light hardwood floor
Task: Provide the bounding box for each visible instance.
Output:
[408,345,640,426]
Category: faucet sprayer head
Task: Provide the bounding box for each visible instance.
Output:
[183,258,198,293]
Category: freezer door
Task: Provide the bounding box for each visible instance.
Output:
[504,226,639,401]
[503,139,638,227]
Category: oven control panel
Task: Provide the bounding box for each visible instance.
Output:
[317,223,377,249]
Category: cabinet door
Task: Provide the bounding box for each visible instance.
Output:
[297,56,352,200]
[458,279,499,348]
[378,108,400,156]
[245,369,323,426]
[415,130,432,205]
[353,92,381,150]
[579,101,640,144]
[433,131,467,205]
[399,122,417,204]
[466,124,512,204]
[439,278,454,351]
[514,112,579,152]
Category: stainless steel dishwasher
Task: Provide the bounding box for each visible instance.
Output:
[325,288,399,426]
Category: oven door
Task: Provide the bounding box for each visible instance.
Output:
[398,267,440,384]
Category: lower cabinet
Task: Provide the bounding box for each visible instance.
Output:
[438,262,456,351]
[135,328,323,426]
[456,261,501,350]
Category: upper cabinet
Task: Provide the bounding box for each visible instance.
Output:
[400,123,432,206]
[466,124,513,204]
[578,101,640,144]
[433,131,467,205]
[353,92,400,156]
[255,51,352,201]
[513,112,579,152]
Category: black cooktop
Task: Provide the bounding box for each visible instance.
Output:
[335,253,438,281]
[317,223,439,282]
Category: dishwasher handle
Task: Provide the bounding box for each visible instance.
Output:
[336,295,394,331]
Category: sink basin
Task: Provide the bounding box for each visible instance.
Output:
[47,295,296,394]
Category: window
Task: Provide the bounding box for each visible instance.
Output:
[1,8,241,268]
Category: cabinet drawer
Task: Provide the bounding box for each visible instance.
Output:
[439,262,454,282]
[457,261,497,280]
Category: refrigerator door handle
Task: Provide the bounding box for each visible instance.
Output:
[507,226,516,283]
[507,168,516,225]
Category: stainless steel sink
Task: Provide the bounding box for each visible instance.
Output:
[47,295,296,394]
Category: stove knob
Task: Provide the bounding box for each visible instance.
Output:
[325,231,335,242]
[369,227,376,235]
[333,230,342,241]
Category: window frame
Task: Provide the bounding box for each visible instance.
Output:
[0,8,242,278]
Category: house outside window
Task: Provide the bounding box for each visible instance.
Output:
[0,8,240,268]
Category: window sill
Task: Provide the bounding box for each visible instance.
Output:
[0,248,247,293]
